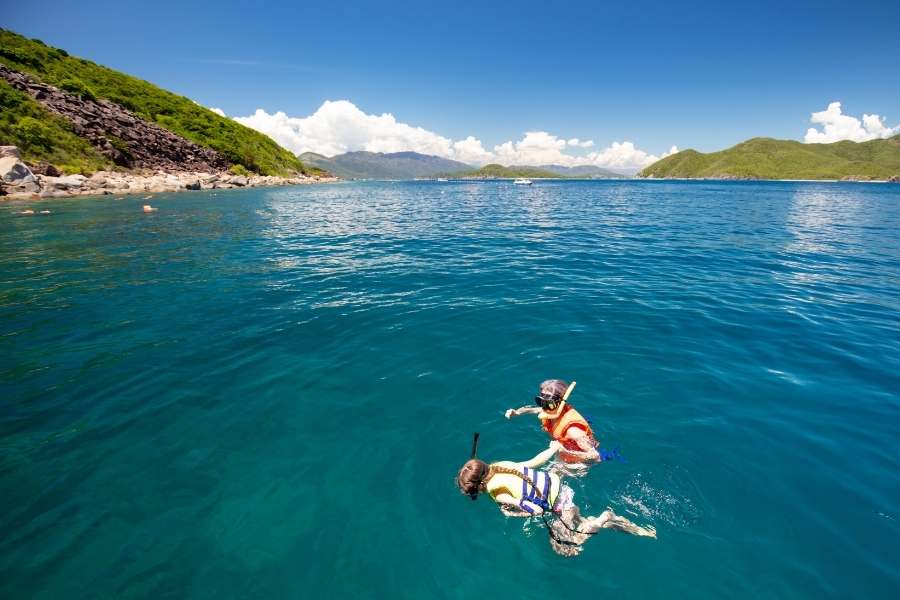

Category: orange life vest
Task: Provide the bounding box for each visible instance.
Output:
[541,404,596,461]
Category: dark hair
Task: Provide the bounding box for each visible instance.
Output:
[457,458,488,499]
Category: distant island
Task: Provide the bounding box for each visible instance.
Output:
[0,29,331,199]
[445,163,626,179]
[640,135,900,181]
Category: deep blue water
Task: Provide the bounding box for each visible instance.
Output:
[2,180,899,599]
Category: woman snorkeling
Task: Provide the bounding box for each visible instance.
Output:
[505,380,600,463]
[456,433,656,557]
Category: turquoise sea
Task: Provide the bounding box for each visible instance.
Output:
[2,180,899,599]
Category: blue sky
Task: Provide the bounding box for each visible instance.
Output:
[6,0,900,167]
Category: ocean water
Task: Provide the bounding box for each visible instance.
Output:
[1,180,899,599]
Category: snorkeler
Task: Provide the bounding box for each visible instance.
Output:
[504,380,600,463]
[456,433,655,557]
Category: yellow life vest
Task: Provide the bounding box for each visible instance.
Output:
[484,461,560,514]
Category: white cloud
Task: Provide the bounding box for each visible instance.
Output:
[804,101,899,143]
[233,100,463,158]
[494,131,571,165]
[232,99,670,170]
[452,136,494,164]
[209,107,226,117]
[582,141,664,170]
[567,138,595,148]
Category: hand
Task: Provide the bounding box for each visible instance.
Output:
[504,409,515,419]
[549,440,563,453]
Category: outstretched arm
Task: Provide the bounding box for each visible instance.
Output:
[519,441,562,468]
[504,406,542,419]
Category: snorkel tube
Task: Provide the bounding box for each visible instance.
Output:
[470,432,480,459]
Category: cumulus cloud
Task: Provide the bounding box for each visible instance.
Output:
[488,132,663,170]
[582,141,664,170]
[567,138,595,148]
[452,136,495,165]
[209,107,226,117]
[494,131,570,165]
[233,100,472,159]
[804,101,899,143]
[232,99,670,170]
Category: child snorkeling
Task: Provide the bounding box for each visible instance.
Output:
[456,433,656,557]
[505,380,600,463]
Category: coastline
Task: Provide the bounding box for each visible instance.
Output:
[0,168,339,201]
[636,176,899,183]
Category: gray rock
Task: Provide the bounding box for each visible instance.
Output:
[59,174,86,187]
[6,180,41,194]
[185,180,201,190]
[0,146,21,159]
[0,156,35,182]
[228,175,249,186]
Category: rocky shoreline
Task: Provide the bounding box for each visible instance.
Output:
[0,146,337,200]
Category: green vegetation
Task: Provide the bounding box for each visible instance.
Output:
[58,77,97,101]
[450,164,563,178]
[0,79,108,173]
[228,164,251,176]
[640,136,900,180]
[0,29,307,176]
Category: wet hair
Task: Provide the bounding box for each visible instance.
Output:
[456,458,488,499]
[540,379,569,401]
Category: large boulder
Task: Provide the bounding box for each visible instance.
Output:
[43,174,87,190]
[0,156,35,182]
[0,146,22,159]
[227,175,249,186]
[185,179,201,190]
[31,162,62,177]
[5,180,41,194]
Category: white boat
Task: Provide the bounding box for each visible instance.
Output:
[513,178,533,185]
[437,178,448,182]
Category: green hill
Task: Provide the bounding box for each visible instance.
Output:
[450,164,563,178]
[639,136,900,180]
[0,29,307,176]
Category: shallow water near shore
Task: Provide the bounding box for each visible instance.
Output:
[2,180,899,599]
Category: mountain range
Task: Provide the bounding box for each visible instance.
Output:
[299,151,472,179]
[301,151,629,179]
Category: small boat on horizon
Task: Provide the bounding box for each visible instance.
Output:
[513,178,533,185]
[437,178,448,182]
